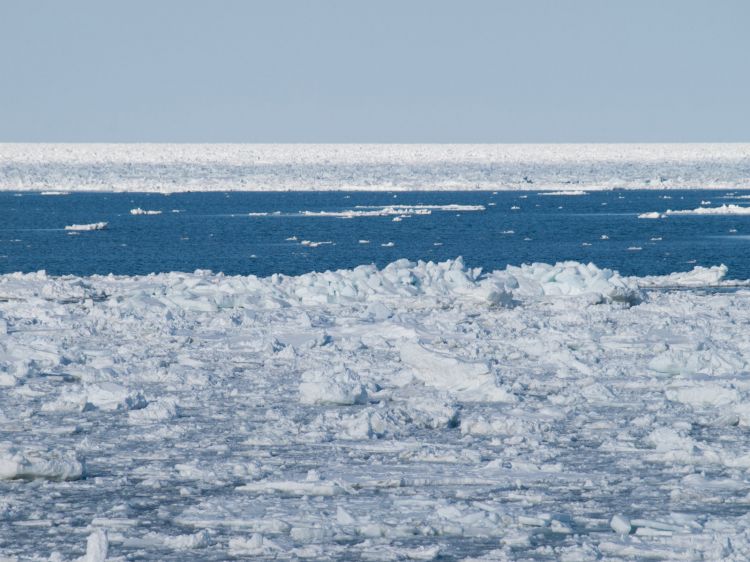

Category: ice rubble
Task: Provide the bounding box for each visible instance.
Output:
[2,143,750,192]
[3,258,750,559]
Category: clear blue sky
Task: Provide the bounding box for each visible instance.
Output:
[1,0,748,142]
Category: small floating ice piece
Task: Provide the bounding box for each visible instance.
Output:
[64,222,108,231]
[83,529,108,562]
[638,212,664,219]
[128,399,179,424]
[299,369,367,406]
[0,447,84,481]
[130,208,162,215]
[511,206,520,210]
[247,212,268,216]
[358,239,369,244]
[610,514,632,534]
[601,234,609,239]
[85,382,147,412]
[237,480,347,496]
[501,230,514,234]
[228,534,281,556]
[538,190,588,196]
[286,236,298,241]
[300,240,333,248]
[40,191,69,196]
[627,246,642,251]
[381,242,395,247]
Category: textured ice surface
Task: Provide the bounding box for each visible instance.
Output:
[1,143,749,192]
[3,258,750,560]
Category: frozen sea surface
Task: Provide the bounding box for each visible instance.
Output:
[2,190,750,279]
[2,259,750,560]
[1,144,749,192]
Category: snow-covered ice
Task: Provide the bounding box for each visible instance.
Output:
[1,144,750,192]
[3,258,750,559]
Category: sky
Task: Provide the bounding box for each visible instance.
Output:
[1,0,748,143]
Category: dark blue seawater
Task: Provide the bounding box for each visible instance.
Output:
[1,190,749,279]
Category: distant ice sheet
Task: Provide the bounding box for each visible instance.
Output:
[1,144,749,192]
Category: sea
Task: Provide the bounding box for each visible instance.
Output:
[1,190,749,279]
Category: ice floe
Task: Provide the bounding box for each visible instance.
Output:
[299,204,485,219]
[665,203,750,215]
[0,446,84,481]
[640,204,750,218]
[300,240,333,248]
[635,264,733,287]
[637,211,664,219]
[64,222,108,231]
[538,190,588,196]
[129,207,162,215]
